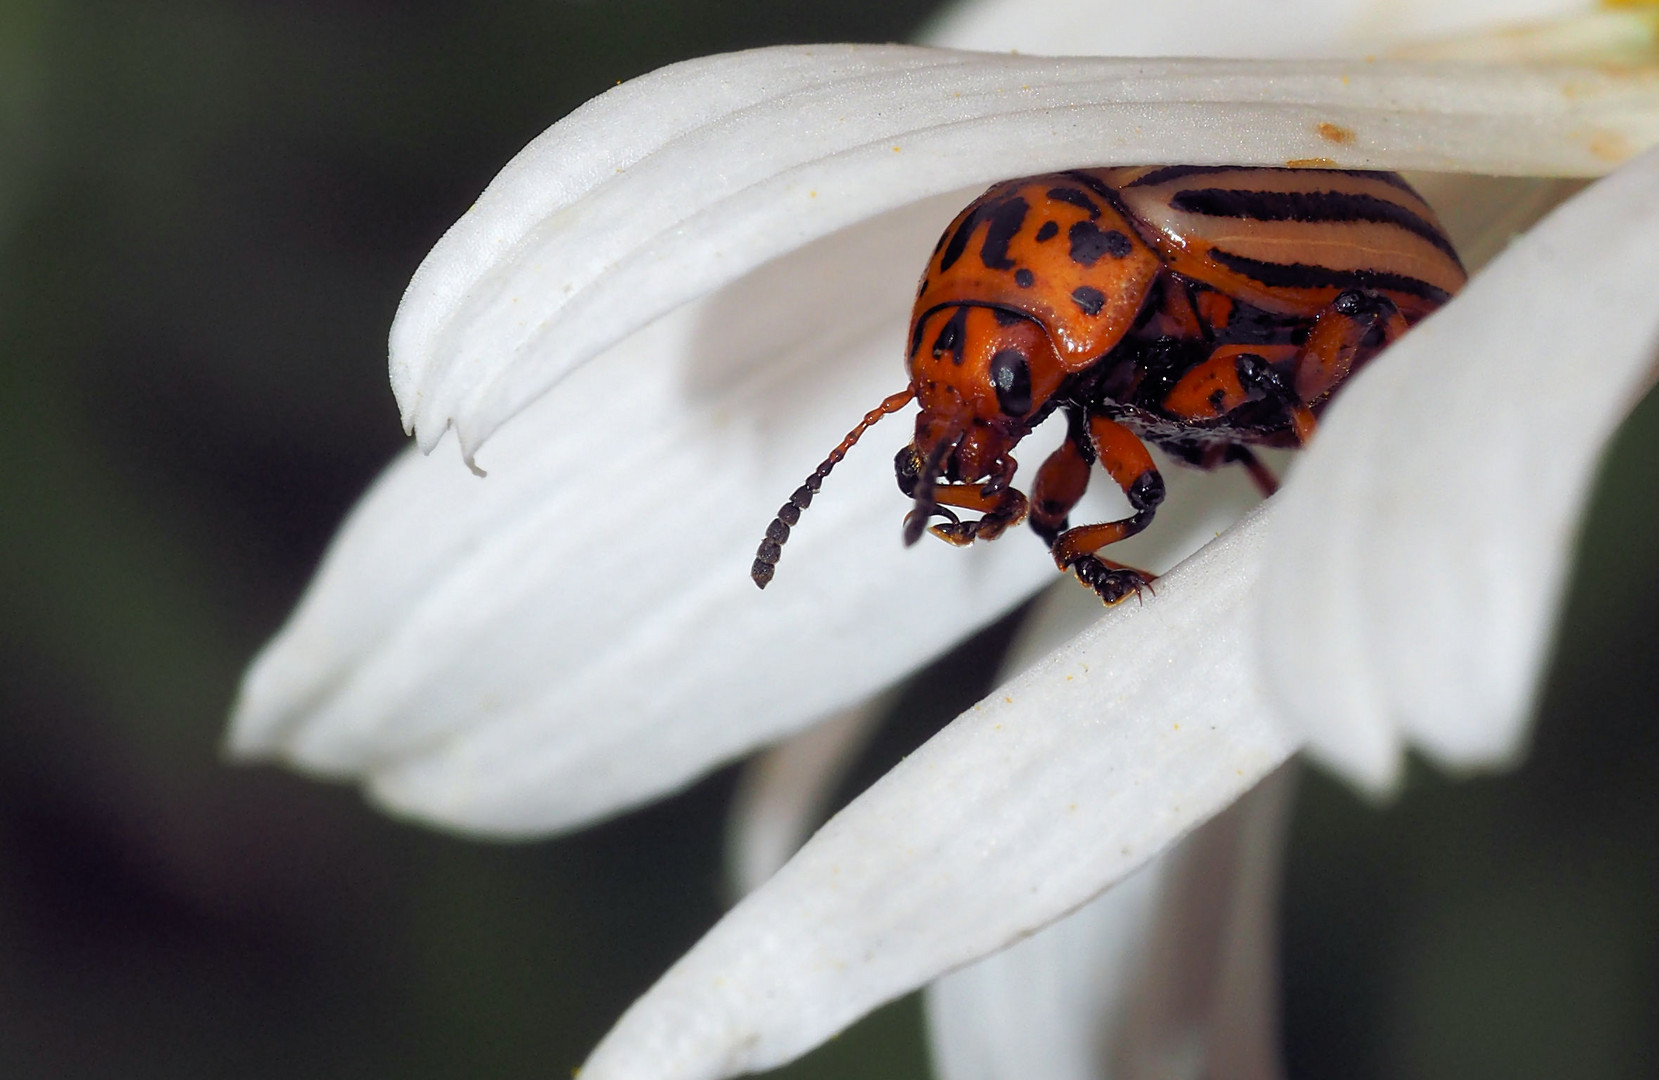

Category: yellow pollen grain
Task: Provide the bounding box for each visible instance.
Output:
[1317,122,1357,144]
[1286,156,1340,168]
[1587,128,1633,161]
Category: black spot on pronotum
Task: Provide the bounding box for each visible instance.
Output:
[1068,222,1133,266]
[989,347,1032,416]
[1045,186,1100,218]
[1034,221,1059,243]
[992,308,1024,327]
[1014,268,1035,288]
[932,306,971,363]
[1071,286,1106,317]
[939,196,1029,272]
[977,197,1029,271]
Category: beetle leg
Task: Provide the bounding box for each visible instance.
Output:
[1294,288,1408,406]
[920,480,1029,545]
[1225,445,1280,497]
[1234,352,1317,444]
[1160,285,1404,457]
[1160,344,1299,422]
[1047,414,1164,605]
[911,454,1027,545]
[1143,275,1205,339]
[1029,410,1094,548]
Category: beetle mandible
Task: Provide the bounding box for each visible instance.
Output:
[752,165,1466,603]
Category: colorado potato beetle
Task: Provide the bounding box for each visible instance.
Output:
[752,166,1465,603]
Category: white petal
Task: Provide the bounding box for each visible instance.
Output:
[578,504,1299,1080]
[1260,147,1659,791]
[232,193,1261,836]
[924,858,1167,1080]
[392,47,1659,460]
[724,696,889,898]
[1109,765,1295,1080]
[923,0,1591,57]
[233,199,1037,832]
[923,580,1293,1080]
[922,580,1155,1080]
[925,764,1296,1080]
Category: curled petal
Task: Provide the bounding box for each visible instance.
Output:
[391,46,1659,460]
[578,505,1298,1080]
[231,197,1260,836]
[1260,146,1659,791]
[924,0,1591,58]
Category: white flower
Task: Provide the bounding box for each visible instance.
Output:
[228,1,1659,1077]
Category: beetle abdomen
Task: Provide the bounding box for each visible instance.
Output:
[1097,166,1466,319]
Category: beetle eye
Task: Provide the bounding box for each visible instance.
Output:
[989,347,1032,416]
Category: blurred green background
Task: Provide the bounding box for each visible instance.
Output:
[0,2,1655,1078]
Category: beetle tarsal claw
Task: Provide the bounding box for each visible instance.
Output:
[903,504,956,546]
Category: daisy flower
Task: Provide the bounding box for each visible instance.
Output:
[229,1,1659,1077]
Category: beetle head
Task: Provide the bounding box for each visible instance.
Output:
[898,304,1064,539]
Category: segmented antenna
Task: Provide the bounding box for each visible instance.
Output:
[751,389,914,589]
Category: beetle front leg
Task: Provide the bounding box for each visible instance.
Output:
[1044,414,1164,605]
[919,480,1029,546]
[909,453,1027,546]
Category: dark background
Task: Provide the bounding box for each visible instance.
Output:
[1,2,1655,1077]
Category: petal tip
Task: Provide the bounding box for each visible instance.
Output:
[1302,736,1405,801]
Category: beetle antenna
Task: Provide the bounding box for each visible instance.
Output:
[901,433,959,546]
[751,389,915,589]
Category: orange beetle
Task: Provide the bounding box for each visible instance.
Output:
[753,166,1465,603]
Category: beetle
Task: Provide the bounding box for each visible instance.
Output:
[751,165,1466,603]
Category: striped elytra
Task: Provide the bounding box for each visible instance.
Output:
[1100,165,1466,318]
[753,166,1464,604]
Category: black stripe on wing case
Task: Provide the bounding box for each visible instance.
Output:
[1170,187,1463,265]
[1125,165,1420,195]
[1210,249,1452,304]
